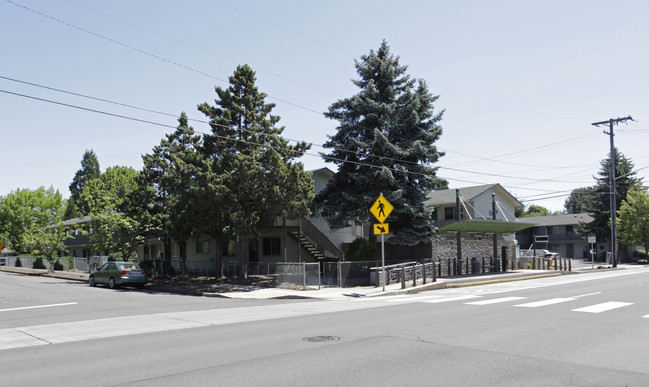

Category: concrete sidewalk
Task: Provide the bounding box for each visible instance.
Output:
[0,261,626,300]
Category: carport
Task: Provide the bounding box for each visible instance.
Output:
[440,219,535,273]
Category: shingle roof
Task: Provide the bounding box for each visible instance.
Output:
[425,184,522,207]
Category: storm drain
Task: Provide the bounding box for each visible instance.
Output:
[302,336,341,343]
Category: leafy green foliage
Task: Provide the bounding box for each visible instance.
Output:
[618,187,649,255]
[314,41,447,245]
[77,166,140,215]
[84,211,143,261]
[33,257,45,269]
[0,187,65,252]
[516,205,551,218]
[345,237,378,261]
[23,225,69,272]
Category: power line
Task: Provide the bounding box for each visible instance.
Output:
[2,86,602,192]
[4,74,603,186]
[4,0,323,115]
[61,0,343,98]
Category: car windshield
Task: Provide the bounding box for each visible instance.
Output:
[117,263,140,270]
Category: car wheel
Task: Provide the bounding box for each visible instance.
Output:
[89,276,96,287]
[109,277,117,289]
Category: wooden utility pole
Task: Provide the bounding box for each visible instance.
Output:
[591,116,633,268]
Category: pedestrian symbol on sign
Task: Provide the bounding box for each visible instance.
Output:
[370,194,393,224]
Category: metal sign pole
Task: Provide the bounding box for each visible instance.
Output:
[381,233,385,291]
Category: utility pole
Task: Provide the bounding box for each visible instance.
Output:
[591,116,633,268]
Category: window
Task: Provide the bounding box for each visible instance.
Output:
[444,207,455,220]
[221,240,236,256]
[262,237,281,256]
[196,240,210,254]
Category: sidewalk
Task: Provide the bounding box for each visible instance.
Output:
[0,261,628,300]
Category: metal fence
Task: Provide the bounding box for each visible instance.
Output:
[5,255,108,272]
[222,262,321,290]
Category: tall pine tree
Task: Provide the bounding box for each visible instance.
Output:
[198,64,313,260]
[67,149,100,218]
[582,148,641,249]
[314,41,447,245]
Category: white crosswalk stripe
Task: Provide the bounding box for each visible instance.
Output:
[515,298,576,308]
[421,295,482,303]
[572,302,633,313]
[465,297,526,305]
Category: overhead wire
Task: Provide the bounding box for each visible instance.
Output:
[3,1,626,202]
[1,85,604,191]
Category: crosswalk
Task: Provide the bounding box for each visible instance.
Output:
[361,291,647,318]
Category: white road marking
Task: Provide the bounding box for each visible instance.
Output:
[0,302,78,312]
[573,302,633,313]
[515,298,576,308]
[422,295,481,303]
[465,297,526,305]
[573,292,601,298]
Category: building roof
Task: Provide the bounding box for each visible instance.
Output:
[516,213,593,227]
[43,215,95,229]
[439,219,535,233]
[425,184,523,208]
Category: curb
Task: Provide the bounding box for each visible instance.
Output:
[445,272,562,288]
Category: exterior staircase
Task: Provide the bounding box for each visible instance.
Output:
[288,231,325,260]
[286,217,344,261]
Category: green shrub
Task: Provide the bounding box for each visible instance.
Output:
[345,237,378,261]
[108,252,123,261]
[53,260,64,271]
[33,258,46,269]
[15,257,22,267]
[139,259,154,274]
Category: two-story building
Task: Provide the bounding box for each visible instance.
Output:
[515,213,594,259]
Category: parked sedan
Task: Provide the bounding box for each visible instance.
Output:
[541,249,560,258]
[89,261,148,289]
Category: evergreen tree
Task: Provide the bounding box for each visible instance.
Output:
[198,64,313,260]
[564,186,596,214]
[314,41,447,245]
[141,113,206,274]
[581,148,641,245]
[68,150,100,217]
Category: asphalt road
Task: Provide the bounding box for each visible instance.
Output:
[1,267,648,386]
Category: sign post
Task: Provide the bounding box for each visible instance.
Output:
[588,235,596,269]
[370,194,393,291]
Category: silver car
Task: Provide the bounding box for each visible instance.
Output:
[89,261,149,289]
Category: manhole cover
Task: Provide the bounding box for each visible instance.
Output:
[303,336,340,343]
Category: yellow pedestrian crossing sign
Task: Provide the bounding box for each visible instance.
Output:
[373,223,389,235]
[370,194,393,223]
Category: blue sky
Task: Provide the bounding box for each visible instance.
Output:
[2,0,648,213]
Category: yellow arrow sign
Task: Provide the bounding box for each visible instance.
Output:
[370,194,393,223]
[373,223,389,235]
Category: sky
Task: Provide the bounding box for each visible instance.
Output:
[2,0,648,214]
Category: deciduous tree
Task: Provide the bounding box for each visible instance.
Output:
[618,186,649,257]
[0,187,65,252]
